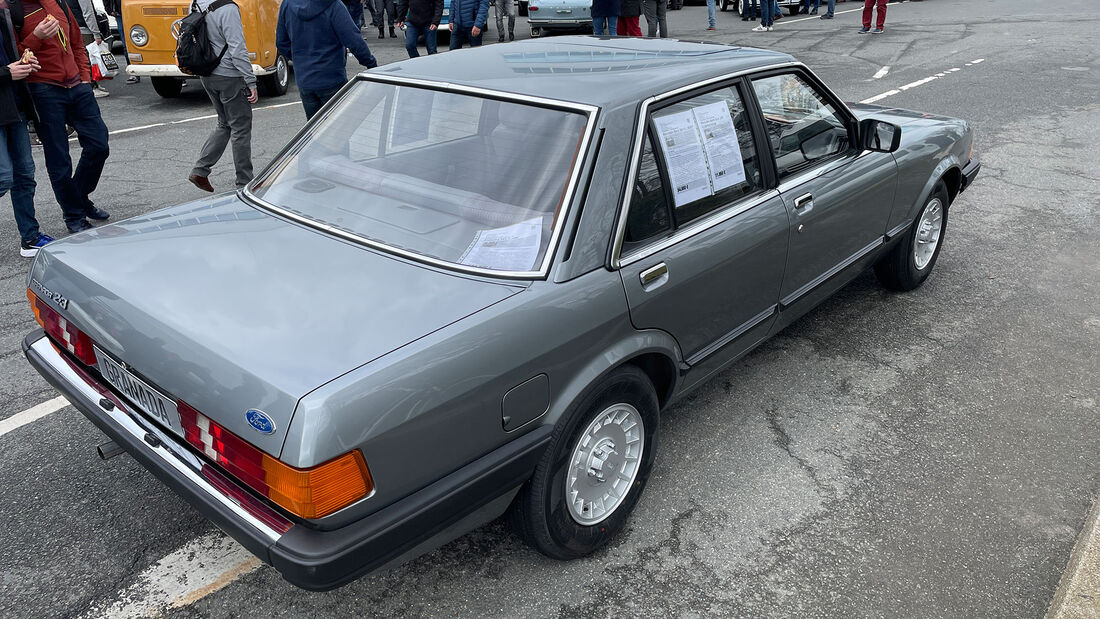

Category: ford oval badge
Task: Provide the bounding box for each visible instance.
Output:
[245,409,276,435]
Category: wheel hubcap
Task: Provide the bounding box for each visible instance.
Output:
[913,198,943,270]
[277,57,288,87]
[566,403,644,526]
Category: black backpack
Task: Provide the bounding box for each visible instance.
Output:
[175,0,236,76]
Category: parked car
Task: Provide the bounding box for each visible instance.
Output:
[121,0,288,98]
[527,0,591,37]
[24,37,979,591]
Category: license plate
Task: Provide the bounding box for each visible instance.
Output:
[95,347,184,437]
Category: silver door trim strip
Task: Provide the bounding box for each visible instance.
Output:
[885,220,912,239]
[779,236,885,309]
[610,61,800,269]
[684,304,777,367]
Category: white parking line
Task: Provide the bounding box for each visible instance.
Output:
[860,58,986,104]
[0,396,68,438]
[873,65,891,79]
[82,532,261,618]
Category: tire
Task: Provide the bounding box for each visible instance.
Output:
[150,77,183,98]
[875,181,950,291]
[258,54,289,97]
[508,365,659,560]
[788,6,800,15]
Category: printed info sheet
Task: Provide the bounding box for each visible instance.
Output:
[653,110,713,207]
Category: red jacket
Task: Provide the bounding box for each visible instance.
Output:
[18,0,90,86]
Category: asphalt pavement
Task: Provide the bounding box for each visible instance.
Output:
[1,0,1098,616]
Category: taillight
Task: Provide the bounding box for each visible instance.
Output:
[178,401,373,519]
[529,5,538,9]
[27,289,97,366]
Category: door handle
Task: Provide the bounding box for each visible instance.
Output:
[639,263,668,288]
[794,193,814,214]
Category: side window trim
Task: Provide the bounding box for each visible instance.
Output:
[646,124,679,231]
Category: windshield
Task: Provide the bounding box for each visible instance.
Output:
[249,80,590,275]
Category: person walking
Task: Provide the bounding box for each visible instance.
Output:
[493,0,515,42]
[0,3,52,255]
[277,0,377,119]
[396,0,442,57]
[642,0,665,37]
[14,0,110,233]
[752,0,773,30]
[188,0,256,192]
[740,0,757,21]
[819,0,836,19]
[616,0,641,36]
[448,0,488,49]
[369,0,397,38]
[860,0,885,32]
[591,0,618,35]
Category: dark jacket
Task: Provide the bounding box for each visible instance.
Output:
[449,0,488,28]
[0,6,36,125]
[396,0,443,28]
[591,0,620,19]
[618,0,640,16]
[276,0,377,91]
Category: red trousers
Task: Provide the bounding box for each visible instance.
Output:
[616,16,642,36]
[863,0,886,28]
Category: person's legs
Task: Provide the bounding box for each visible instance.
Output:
[301,83,344,120]
[760,0,772,26]
[193,76,232,179]
[405,22,421,57]
[643,0,657,36]
[0,122,40,244]
[862,0,873,27]
[27,84,89,227]
[215,79,254,187]
[424,27,438,53]
[657,0,667,36]
[875,0,886,28]
[628,16,642,35]
[450,25,469,49]
[506,0,516,38]
[496,0,505,40]
[607,15,617,34]
[706,0,716,27]
[616,16,626,35]
[65,84,110,207]
[592,16,605,35]
[826,0,835,15]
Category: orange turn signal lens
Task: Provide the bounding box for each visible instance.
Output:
[261,450,373,519]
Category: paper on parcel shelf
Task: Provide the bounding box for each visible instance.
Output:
[460,217,544,272]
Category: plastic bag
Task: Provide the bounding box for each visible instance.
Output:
[86,42,119,81]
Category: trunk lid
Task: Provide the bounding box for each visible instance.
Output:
[29,196,523,456]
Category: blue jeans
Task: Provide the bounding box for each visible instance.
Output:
[826,0,835,14]
[300,83,345,120]
[801,0,819,9]
[404,23,438,57]
[0,120,38,243]
[449,24,484,49]
[741,0,758,18]
[706,0,716,26]
[27,82,109,225]
[760,0,774,25]
[592,16,617,35]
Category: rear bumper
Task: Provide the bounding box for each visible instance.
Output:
[126,63,276,78]
[528,17,591,25]
[23,330,551,590]
[960,158,981,192]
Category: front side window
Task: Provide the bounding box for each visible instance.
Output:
[751,73,850,180]
[250,81,589,274]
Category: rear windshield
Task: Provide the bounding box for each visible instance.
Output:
[249,80,589,275]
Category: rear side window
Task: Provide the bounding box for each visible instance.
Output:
[623,135,672,249]
[751,73,850,180]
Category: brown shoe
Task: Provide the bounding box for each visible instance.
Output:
[188,174,214,192]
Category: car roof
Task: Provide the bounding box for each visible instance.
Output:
[369,36,795,109]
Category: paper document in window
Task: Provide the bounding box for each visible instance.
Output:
[653,110,713,207]
[692,101,747,192]
[459,217,544,272]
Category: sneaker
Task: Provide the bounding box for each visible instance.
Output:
[752,24,768,31]
[93,86,109,98]
[872,27,884,33]
[126,75,140,84]
[85,206,110,221]
[66,219,93,234]
[706,25,717,30]
[810,8,817,14]
[20,233,55,257]
[820,13,833,18]
[767,25,773,30]
[858,26,870,33]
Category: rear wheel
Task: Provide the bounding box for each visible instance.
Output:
[258,54,289,97]
[150,77,183,98]
[509,365,659,560]
[875,181,950,291]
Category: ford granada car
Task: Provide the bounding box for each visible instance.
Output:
[23,38,979,590]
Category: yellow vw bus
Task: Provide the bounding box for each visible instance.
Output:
[122,0,289,97]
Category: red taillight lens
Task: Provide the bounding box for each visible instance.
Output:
[27,289,97,366]
[529,5,538,9]
[178,400,373,519]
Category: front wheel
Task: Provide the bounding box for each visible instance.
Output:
[150,77,183,98]
[509,365,659,560]
[875,181,950,291]
[257,55,289,97]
